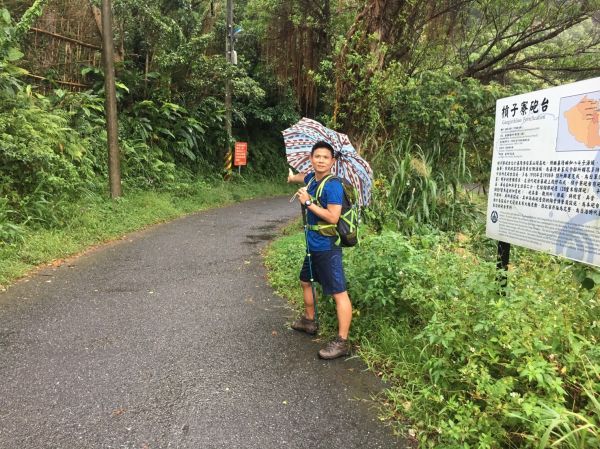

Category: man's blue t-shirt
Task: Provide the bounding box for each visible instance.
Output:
[304,172,343,252]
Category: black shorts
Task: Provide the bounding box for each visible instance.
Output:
[299,249,347,295]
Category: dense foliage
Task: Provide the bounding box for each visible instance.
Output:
[346,233,599,448]
[266,230,600,448]
[0,3,295,242]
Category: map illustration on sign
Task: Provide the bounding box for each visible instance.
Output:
[556,91,600,152]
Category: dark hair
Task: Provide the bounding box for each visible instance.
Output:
[311,141,336,158]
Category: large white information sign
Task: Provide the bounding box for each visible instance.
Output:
[486,77,600,266]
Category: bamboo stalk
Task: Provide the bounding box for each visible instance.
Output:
[25,73,90,88]
[31,27,101,50]
[46,59,96,67]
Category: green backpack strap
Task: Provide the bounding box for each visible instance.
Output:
[306,174,338,238]
[307,223,336,231]
[311,174,334,206]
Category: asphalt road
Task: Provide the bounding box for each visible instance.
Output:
[0,196,407,449]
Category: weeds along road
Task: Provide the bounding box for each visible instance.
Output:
[0,196,406,449]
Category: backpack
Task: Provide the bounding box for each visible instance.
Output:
[307,174,360,247]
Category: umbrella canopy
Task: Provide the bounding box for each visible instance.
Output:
[283,117,373,206]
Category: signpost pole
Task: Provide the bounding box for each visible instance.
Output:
[496,241,510,294]
[223,0,234,179]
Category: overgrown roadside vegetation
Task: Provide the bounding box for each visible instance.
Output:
[265,225,600,449]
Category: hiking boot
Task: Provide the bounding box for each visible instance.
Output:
[318,336,350,360]
[290,316,318,335]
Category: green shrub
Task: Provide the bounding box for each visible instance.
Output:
[47,88,108,176]
[387,72,504,161]
[0,96,95,212]
[349,232,599,448]
[0,8,26,97]
[266,230,600,448]
[0,197,24,244]
[334,69,511,185]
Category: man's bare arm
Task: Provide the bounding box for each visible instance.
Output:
[296,186,342,224]
[309,203,341,224]
[287,168,306,184]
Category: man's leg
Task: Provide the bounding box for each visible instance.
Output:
[332,291,352,339]
[300,280,316,320]
[317,291,352,359]
[291,280,319,335]
[317,250,351,359]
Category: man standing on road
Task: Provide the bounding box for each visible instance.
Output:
[287,141,352,360]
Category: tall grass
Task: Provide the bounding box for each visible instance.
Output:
[530,388,599,449]
[368,137,482,234]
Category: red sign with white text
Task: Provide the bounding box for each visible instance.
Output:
[234,142,248,166]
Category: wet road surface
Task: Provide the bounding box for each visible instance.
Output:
[0,196,407,449]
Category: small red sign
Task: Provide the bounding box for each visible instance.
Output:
[234,142,248,166]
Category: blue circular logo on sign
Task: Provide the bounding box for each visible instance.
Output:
[491,210,499,223]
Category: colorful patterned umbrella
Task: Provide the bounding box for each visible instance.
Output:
[282,117,373,206]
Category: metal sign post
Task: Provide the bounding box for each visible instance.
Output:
[497,241,510,294]
[223,0,234,178]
